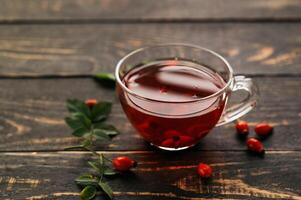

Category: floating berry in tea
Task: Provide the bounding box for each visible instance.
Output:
[159,86,168,93]
[160,130,194,148]
[163,130,181,139]
[161,138,177,148]
[178,135,194,146]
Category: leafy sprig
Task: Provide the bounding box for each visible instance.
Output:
[64,99,119,199]
[76,152,117,200]
[65,99,118,149]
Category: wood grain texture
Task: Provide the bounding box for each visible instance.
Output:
[1,0,301,22]
[0,77,300,151]
[0,23,301,76]
[1,151,300,200]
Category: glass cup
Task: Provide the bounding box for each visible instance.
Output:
[115,44,258,151]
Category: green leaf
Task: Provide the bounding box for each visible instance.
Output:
[72,127,89,137]
[98,181,113,199]
[99,154,104,166]
[93,123,119,136]
[66,99,91,118]
[94,73,116,88]
[77,174,93,179]
[88,161,100,172]
[65,113,91,130]
[65,116,83,130]
[94,154,106,175]
[66,99,81,113]
[95,73,116,82]
[93,129,111,140]
[75,174,98,186]
[91,102,112,122]
[73,113,92,129]
[80,185,97,200]
[104,167,118,176]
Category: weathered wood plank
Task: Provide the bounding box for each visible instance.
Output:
[1,0,301,22]
[1,151,300,199]
[0,77,300,151]
[0,23,301,76]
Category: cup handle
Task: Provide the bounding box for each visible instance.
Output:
[216,76,259,126]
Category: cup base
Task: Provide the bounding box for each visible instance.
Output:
[150,143,195,151]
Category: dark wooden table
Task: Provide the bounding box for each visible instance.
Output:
[1,1,301,199]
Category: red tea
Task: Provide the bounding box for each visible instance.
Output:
[118,60,227,150]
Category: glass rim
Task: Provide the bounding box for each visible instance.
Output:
[115,43,234,103]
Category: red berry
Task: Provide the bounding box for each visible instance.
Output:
[112,156,137,172]
[255,123,273,136]
[85,99,97,108]
[159,86,168,93]
[163,130,181,139]
[235,121,249,135]
[179,136,194,146]
[246,138,264,153]
[161,138,176,148]
[197,163,212,178]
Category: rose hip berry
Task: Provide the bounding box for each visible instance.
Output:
[85,99,97,108]
[163,130,180,139]
[161,130,194,148]
[161,138,176,148]
[255,123,273,136]
[179,135,194,146]
[112,156,137,172]
[197,163,212,178]
[246,138,264,154]
[235,121,249,135]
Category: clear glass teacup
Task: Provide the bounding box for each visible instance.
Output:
[115,44,258,151]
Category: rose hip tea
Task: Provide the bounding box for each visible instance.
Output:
[116,44,257,151]
[118,60,227,150]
